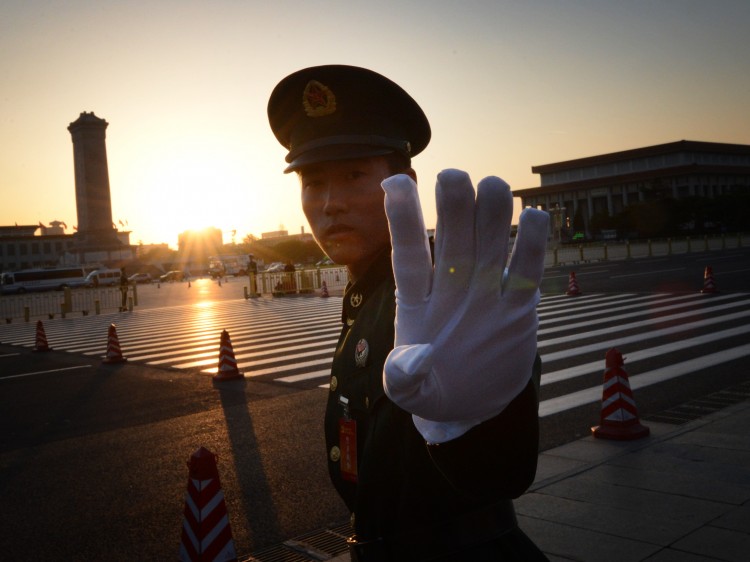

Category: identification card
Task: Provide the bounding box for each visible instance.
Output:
[339,418,358,482]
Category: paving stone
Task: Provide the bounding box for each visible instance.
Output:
[670,525,749,562]
[518,515,660,562]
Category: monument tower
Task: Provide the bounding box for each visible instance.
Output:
[67,111,130,261]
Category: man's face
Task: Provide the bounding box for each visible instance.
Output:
[299,156,393,278]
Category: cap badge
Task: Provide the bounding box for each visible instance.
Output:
[355,338,369,368]
[303,80,336,117]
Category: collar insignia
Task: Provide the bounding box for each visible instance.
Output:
[303,80,336,117]
[349,292,363,308]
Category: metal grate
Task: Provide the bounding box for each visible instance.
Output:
[643,381,750,425]
[290,528,350,557]
[239,544,313,562]
[242,522,352,562]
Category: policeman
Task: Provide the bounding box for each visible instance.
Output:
[268,65,549,561]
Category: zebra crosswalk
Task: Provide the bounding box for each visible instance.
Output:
[1,292,748,418]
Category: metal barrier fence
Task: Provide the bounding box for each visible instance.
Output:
[249,267,349,297]
[546,232,746,267]
[1,286,129,323]
[3,233,744,320]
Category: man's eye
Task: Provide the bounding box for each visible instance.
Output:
[347,170,366,180]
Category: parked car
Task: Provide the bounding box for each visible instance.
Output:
[159,270,184,282]
[264,262,286,273]
[128,273,152,284]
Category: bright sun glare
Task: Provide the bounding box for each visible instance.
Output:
[124,136,249,246]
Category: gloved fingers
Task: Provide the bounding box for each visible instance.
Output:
[475,176,512,287]
[504,208,549,299]
[382,174,434,304]
[432,169,476,302]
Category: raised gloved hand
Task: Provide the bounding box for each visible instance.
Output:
[381,170,549,443]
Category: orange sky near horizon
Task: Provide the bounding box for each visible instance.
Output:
[2,0,749,249]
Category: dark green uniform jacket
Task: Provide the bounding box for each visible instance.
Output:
[325,250,546,561]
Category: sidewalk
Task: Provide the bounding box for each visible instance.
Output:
[516,397,750,561]
[248,396,750,562]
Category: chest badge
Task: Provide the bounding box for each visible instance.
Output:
[349,293,363,308]
[355,338,369,368]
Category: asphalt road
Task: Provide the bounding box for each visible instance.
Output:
[0,347,347,560]
[0,246,748,560]
[540,245,749,294]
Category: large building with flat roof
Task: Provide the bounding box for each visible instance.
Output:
[514,140,750,239]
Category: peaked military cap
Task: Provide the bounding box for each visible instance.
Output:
[268,65,431,173]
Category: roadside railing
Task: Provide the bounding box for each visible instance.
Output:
[2,233,744,321]
[1,286,129,323]
[247,267,349,298]
[546,232,746,267]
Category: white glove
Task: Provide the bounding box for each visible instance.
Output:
[381,170,549,443]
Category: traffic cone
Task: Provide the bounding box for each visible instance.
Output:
[212,330,242,381]
[33,320,51,352]
[592,348,649,440]
[321,281,329,298]
[566,271,582,296]
[179,447,237,562]
[700,266,717,294]
[102,323,127,363]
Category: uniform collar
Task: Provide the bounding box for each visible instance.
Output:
[342,248,393,325]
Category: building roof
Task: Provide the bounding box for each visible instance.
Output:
[531,140,750,174]
[513,140,750,197]
[0,225,38,237]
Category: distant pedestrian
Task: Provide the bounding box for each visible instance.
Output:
[119,268,128,312]
[247,254,259,297]
[284,261,296,294]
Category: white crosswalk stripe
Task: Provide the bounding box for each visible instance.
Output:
[1,292,748,417]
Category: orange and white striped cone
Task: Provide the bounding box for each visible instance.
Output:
[212,330,242,381]
[33,320,52,352]
[700,266,717,294]
[566,271,582,296]
[321,280,329,298]
[179,447,237,562]
[102,323,127,364]
[592,348,649,440]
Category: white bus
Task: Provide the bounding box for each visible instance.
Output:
[85,268,122,287]
[0,267,89,294]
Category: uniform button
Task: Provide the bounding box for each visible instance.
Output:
[330,376,338,391]
[365,396,369,409]
[350,512,356,527]
[329,446,341,462]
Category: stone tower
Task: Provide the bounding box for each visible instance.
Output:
[67,111,124,253]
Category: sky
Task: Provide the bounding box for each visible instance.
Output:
[2,0,749,249]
